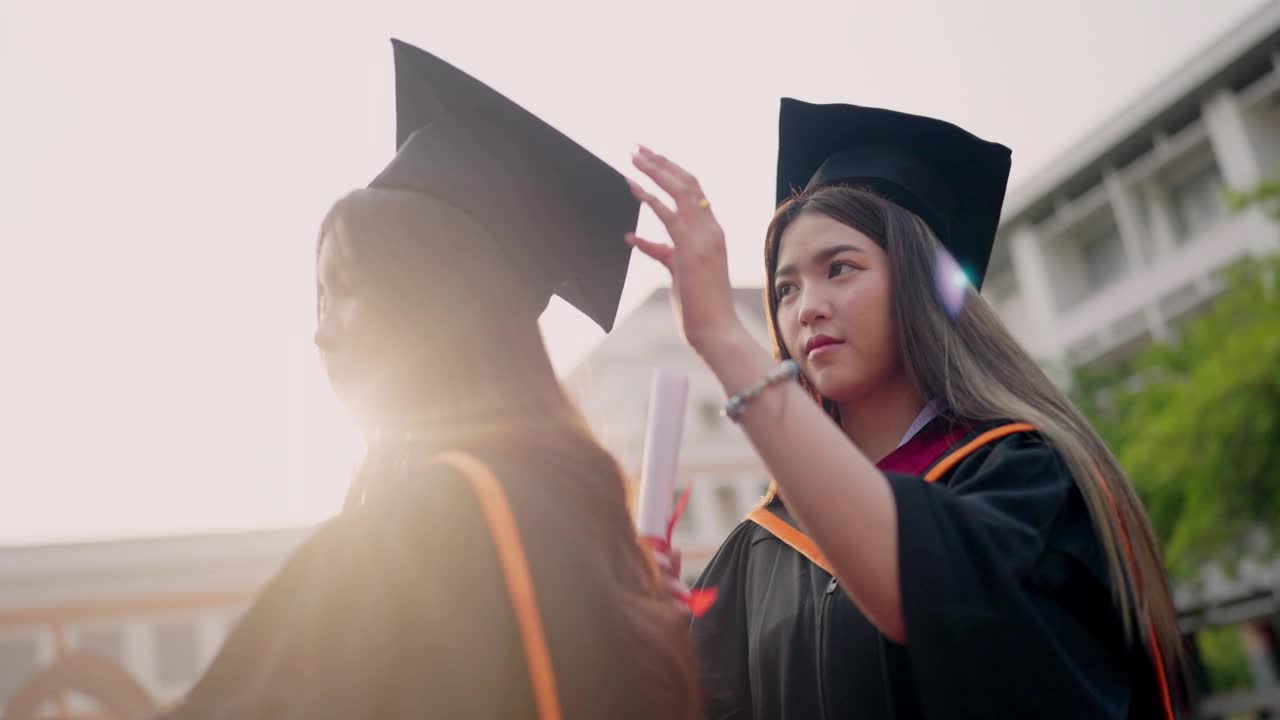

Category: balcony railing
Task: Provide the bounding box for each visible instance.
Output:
[1053,209,1269,358]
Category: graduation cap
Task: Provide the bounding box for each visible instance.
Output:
[775,98,1011,289]
[368,39,639,332]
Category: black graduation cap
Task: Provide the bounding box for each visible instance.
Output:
[775,98,1012,289]
[368,39,639,332]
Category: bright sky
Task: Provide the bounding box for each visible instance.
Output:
[1,0,1268,546]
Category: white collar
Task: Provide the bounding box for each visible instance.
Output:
[897,399,943,449]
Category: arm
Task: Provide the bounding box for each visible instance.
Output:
[700,328,907,642]
[627,147,905,642]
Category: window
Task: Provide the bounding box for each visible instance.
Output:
[1081,223,1129,292]
[153,621,200,688]
[714,484,740,527]
[0,635,39,701]
[1170,162,1226,241]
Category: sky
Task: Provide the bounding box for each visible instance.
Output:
[0,0,1270,546]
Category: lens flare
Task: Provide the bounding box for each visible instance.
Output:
[933,246,969,319]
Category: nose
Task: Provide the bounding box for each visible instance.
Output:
[797,286,831,328]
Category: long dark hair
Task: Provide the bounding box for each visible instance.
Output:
[169,188,700,718]
[764,184,1188,710]
[331,187,700,717]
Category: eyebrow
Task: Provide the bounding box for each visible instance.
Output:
[775,243,865,280]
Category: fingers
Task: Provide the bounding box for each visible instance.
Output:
[669,577,693,616]
[638,145,700,193]
[625,233,674,270]
[666,572,693,615]
[632,147,704,210]
[625,177,677,227]
[654,550,674,576]
[646,541,693,616]
[650,544,684,582]
[631,152,688,203]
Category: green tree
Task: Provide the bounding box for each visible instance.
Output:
[1229,177,1280,220]
[1072,180,1280,704]
[1073,256,1280,580]
[1195,625,1254,693]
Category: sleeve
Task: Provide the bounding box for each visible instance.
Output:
[688,521,757,720]
[162,468,517,720]
[887,432,1134,719]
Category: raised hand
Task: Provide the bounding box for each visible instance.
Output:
[626,146,746,357]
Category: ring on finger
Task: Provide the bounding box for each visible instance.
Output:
[696,197,711,210]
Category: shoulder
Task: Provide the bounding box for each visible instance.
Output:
[319,459,494,563]
[711,515,773,554]
[930,422,1073,496]
[939,423,1110,574]
[692,517,769,586]
[891,422,1086,559]
[357,458,481,518]
[181,456,520,714]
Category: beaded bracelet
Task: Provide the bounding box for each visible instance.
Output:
[722,359,801,423]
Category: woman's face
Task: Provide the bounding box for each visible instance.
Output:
[772,212,902,404]
[315,223,403,416]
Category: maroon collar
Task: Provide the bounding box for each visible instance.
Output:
[876,417,971,476]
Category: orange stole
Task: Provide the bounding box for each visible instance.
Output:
[743,421,1174,720]
[432,452,562,720]
[745,422,1034,575]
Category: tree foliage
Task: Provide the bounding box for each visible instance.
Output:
[1073,255,1280,580]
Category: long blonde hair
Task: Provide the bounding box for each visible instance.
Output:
[764,185,1187,709]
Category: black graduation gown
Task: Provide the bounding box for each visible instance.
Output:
[157,449,656,720]
[689,419,1164,720]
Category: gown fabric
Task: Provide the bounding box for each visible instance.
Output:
[156,449,658,720]
[689,418,1163,720]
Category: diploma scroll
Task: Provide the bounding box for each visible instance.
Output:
[635,369,689,540]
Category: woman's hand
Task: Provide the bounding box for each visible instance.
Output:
[626,146,748,359]
[648,540,693,617]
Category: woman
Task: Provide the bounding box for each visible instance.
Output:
[629,99,1189,719]
[159,42,699,720]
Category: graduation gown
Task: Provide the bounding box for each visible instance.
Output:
[158,448,658,720]
[689,418,1164,719]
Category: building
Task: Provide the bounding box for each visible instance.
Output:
[975,9,1280,706]
[0,528,308,718]
[982,0,1280,376]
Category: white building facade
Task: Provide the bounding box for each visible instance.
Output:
[0,529,307,717]
[982,0,1280,374]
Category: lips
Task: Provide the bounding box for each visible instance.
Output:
[803,334,845,358]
